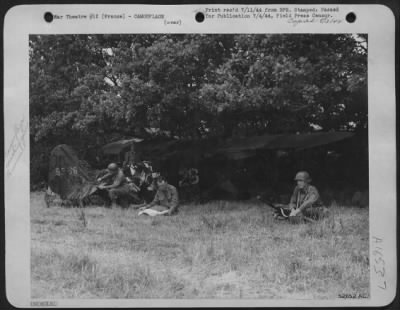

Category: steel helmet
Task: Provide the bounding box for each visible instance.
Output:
[107,163,118,172]
[294,171,311,182]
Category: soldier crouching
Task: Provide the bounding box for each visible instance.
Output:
[97,163,138,208]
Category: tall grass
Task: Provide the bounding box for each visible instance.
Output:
[30,192,369,299]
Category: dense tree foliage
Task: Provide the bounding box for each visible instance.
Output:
[30,34,367,184]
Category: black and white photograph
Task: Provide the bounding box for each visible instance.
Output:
[29,33,370,299]
[3,4,396,307]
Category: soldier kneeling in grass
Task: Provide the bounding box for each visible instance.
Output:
[274,171,329,222]
[97,163,139,208]
[138,176,179,217]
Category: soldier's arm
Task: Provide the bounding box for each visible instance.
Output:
[145,190,159,208]
[298,187,319,212]
[97,172,111,182]
[289,188,298,209]
[168,187,179,214]
[103,172,123,189]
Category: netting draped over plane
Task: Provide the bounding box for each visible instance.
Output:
[48,144,97,200]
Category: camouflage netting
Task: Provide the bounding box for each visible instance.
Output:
[48,144,98,201]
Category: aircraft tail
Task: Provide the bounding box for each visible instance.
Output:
[48,144,95,201]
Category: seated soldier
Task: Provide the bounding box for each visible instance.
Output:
[97,163,136,208]
[274,171,328,221]
[138,176,179,216]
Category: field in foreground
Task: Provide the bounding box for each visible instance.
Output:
[31,192,369,299]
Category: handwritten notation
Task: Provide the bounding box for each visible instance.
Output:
[5,118,28,177]
[372,236,387,290]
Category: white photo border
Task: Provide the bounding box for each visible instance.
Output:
[4,4,397,308]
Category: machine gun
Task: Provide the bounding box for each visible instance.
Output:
[256,196,290,218]
[256,195,316,223]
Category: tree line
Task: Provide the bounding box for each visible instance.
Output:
[29,34,367,185]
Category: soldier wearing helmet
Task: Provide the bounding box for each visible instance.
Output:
[97,162,134,208]
[287,171,323,218]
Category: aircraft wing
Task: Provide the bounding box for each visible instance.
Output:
[102,137,144,155]
[215,132,354,158]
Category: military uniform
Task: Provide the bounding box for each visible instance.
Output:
[289,184,327,219]
[146,184,179,214]
[274,171,329,221]
[290,184,321,208]
[100,168,137,207]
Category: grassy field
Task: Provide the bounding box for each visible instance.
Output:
[31,191,369,299]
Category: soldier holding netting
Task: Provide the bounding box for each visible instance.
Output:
[97,163,138,208]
